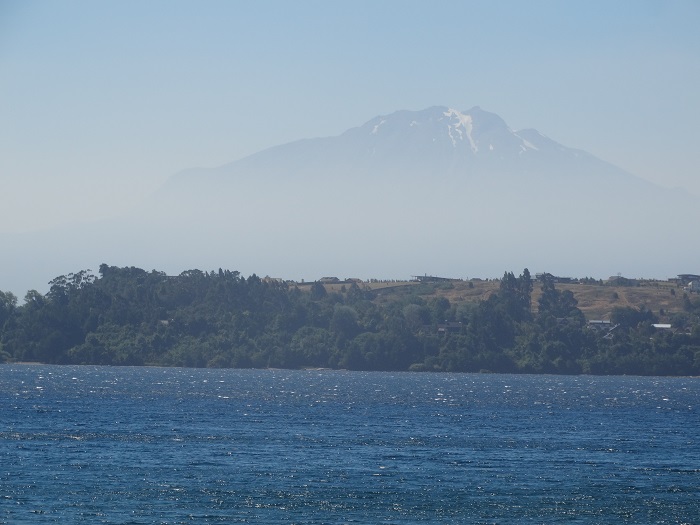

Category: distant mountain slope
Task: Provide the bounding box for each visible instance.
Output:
[128,105,695,285]
[164,106,638,188]
[1,106,697,297]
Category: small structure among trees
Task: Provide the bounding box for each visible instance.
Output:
[686,281,700,293]
[412,274,458,283]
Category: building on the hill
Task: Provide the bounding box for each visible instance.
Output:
[412,274,456,283]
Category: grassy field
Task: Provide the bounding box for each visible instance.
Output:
[307,278,687,322]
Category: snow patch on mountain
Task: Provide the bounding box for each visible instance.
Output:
[521,139,538,151]
[371,119,386,135]
[443,108,478,152]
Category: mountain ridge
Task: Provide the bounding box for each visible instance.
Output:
[167,106,630,184]
[138,105,695,288]
[1,105,697,298]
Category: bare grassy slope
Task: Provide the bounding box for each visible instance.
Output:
[348,279,686,321]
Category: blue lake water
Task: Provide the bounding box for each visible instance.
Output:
[1,365,699,524]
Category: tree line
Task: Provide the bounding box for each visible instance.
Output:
[1,264,699,375]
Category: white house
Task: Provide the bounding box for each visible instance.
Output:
[686,281,700,293]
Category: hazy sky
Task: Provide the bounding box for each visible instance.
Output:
[1,0,699,234]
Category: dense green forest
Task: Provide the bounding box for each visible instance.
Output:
[1,265,700,375]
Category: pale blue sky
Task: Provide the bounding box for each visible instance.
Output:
[1,0,699,233]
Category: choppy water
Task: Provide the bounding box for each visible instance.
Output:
[1,365,699,524]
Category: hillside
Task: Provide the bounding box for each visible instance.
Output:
[314,277,686,321]
[3,265,700,375]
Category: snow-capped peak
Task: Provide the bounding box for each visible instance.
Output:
[443,108,478,152]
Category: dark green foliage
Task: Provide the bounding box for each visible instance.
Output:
[610,306,657,329]
[0,266,698,375]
